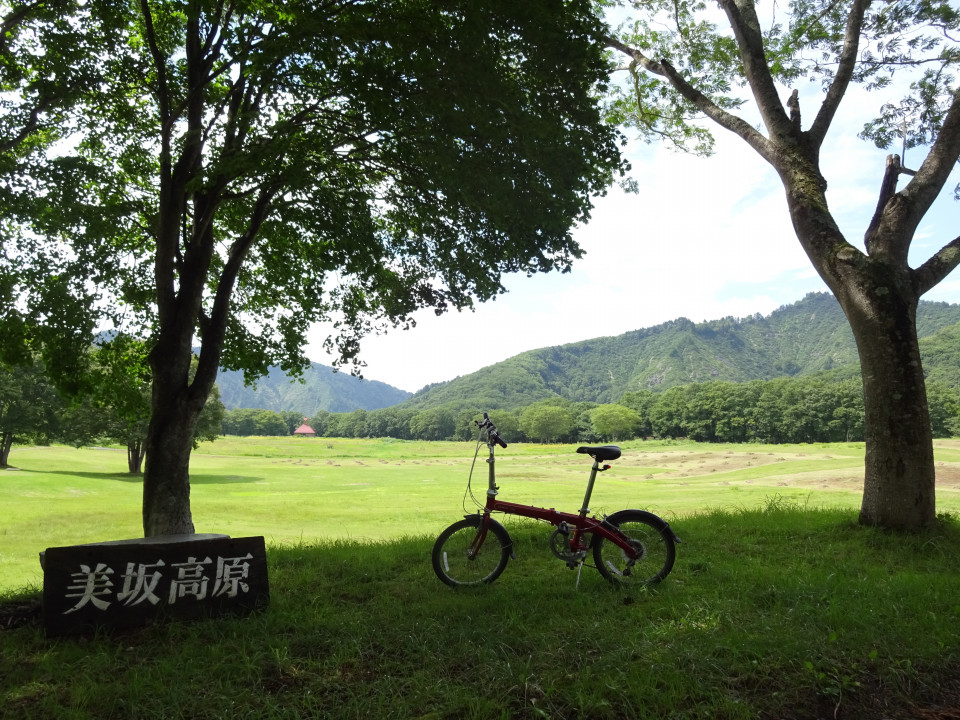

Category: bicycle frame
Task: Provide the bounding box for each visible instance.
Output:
[471,432,639,562]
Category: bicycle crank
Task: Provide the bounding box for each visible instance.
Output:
[548,523,583,567]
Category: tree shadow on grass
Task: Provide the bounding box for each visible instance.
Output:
[12,469,261,485]
[11,468,144,483]
[191,474,261,485]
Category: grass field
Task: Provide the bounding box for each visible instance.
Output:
[5,437,960,719]
[5,436,960,590]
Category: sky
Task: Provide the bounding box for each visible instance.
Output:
[304,85,960,395]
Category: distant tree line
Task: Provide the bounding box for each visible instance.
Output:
[7,361,959,453]
[220,409,306,437]
[219,375,960,444]
[1,355,224,471]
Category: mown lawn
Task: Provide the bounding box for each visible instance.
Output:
[4,507,960,719]
[4,438,960,718]
[8,436,960,589]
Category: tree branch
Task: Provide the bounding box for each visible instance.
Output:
[809,0,871,147]
[787,89,801,130]
[0,97,52,152]
[199,0,230,59]
[717,0,792,141]
[194,181,282,395]
[914,235,960,296]
[898,86,960,230]
[604,35,773,160]
[140,0,178,326]
[864,153,902,253]
[139,0,170,127]
[862,86,960,266]
[0,0,46,48]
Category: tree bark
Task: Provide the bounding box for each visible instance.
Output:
[845,293,935,528]
[142,368,201,536]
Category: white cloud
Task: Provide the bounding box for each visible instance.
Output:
[304,83,959,394]
[306,138,827,392]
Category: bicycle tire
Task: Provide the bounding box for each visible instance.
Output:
[432,516,512,588]
[593,509,676,586]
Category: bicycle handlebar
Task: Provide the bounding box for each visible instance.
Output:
[480,412,508,449]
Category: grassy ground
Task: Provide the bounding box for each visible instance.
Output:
[5,438,960,718]
[4,507,960,719]
[7,436,960,589]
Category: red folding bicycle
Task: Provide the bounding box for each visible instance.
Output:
[432,413,680,588]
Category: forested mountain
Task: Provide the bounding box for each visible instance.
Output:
[216,363,410,414]
[918,322,960,389]
[218,293,960,415]
[398,293,960,411]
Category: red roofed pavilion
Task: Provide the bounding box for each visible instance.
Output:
[293,418,316,436]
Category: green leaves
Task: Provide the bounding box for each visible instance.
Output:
[5,0,625,391]
[590,403,643,440]
[605,0,959,158]
[603,0,746,153]
[0,359,62,465]
[860,71,958,154]
[520,401,576,443]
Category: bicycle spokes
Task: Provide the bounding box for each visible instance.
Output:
[433,413,678,588]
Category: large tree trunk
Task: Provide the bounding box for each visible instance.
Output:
[0,432,12,467]
[840,289,936,529]
[141,320,212,536]
[142,393,199,536]
[779,151,937,530]
[127,440,145,475]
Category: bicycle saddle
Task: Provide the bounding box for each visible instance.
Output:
[576,445,621,462]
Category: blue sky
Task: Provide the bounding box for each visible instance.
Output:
[306,84,960,394]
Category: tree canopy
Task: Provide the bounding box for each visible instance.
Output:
[521,402,576,443]
[590,403,643,440]
[0,360,59,466]
[1,1,130,389]
[1,0,623,534]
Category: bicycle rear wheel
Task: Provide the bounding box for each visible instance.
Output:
[432,516,511,587]
[593,509,676,586]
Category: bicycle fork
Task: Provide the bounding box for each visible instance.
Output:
[469,513,515,560]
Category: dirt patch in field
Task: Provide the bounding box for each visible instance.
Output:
[621,448,960,493]
[935,464,960,490]
[504,446,960,495]
[769,467,865,489]
[623,450,838,479]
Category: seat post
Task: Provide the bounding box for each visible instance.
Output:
[579,460,601,517]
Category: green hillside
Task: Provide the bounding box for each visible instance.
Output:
[918,321,960,388]
[216,293,960,415]
[216,362,410,413]
[398,292,960,411]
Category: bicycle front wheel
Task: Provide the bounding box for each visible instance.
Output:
[593,509,676,586]
[432,516,511,588]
